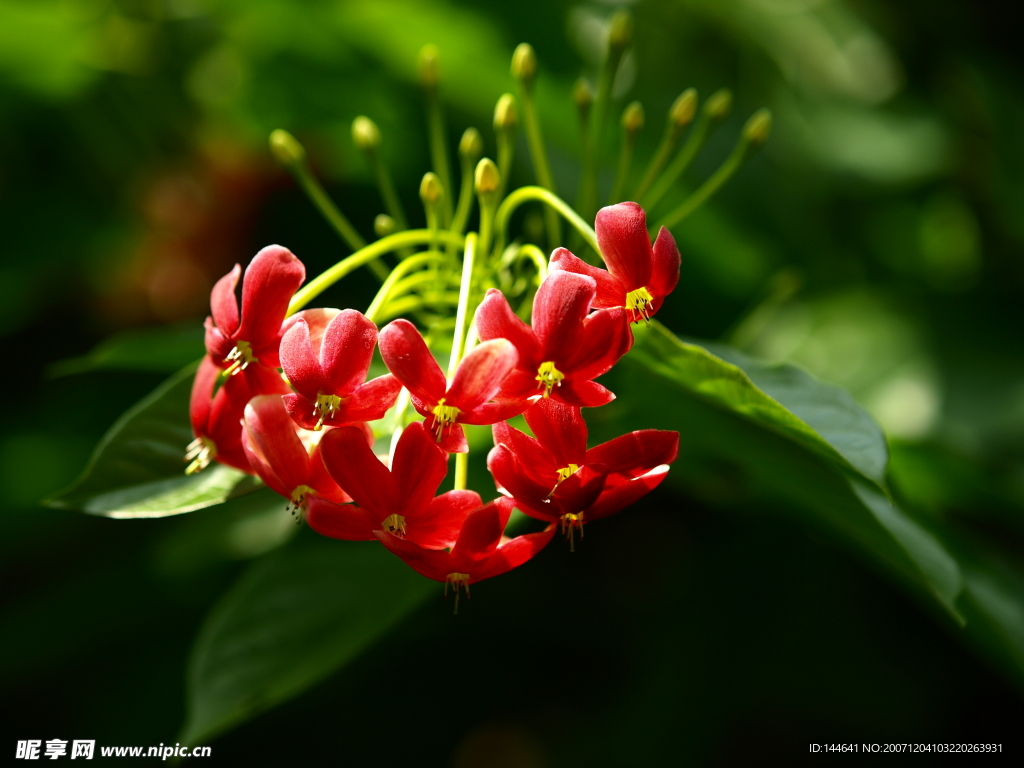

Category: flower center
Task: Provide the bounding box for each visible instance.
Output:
[313,393,344,431]
[184,436,217,475]
[560,511,585,552]
[224,340,257,375]
[430,398,461,440]
[445,572,471,614]
[535,361,565,397]
[549,463,581,497]
[286,484,315,523]
[381,513,407,536]
[625,287,655,324]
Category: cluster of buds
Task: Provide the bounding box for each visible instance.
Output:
[188,202,680,608]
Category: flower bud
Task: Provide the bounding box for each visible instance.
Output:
[269,129,305,167]
[420,172,443,205]
[669,88,698,130]
[608,9,633,53]
[511,43,537,86]
[459,128,484,163]
[374,214,396,238]
[474,157,500,196]
[705,89,733,122]
[418,44,440,90]
[573,77,594,120]
[622,101,644,137]
[494,93,517,133]
[742,108,772,148]
[352,116,381,152]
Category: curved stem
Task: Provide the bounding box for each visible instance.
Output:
[289,229,465,314]
[448,232,477,379]
[516,83,561,249]
[494,186,598,256]
[642,106,722,210]
[654,143,746,232]
[365,252,445,323]
[426,91,454,227]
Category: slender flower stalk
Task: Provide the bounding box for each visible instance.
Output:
[353,116,410,232]
[493,93,517,202]
[608,101,644,205]
[633,88,697,201]
[493,186,599,257]
[452,129,483,236]
[419,45,454,227]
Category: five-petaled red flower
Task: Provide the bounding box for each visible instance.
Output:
[551,202,680,323]
[475,271,632,408]
[378,319,525,453]
[307,421,480,548]
[488,398,679,549]
[279,308,401,431]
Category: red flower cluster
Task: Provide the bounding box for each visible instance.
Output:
[187,203,680,606]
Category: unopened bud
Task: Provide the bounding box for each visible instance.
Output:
[474,157,500,196]
[352,116,381,151]
[742,108,772,148]
[608,9,633,53]
[573,78,594,120]
[669,88,698,130]
[418,44,440,90]
[494,93,517,132]
[622,101,644,137]
[459,128,484,163]
[420,172,443,205]
[706,89,733,122]
[269,129,305,167]
[374,214,396,238]
[511,43,537,86]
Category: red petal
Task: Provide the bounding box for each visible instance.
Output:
[332,374,402,423]
[319,425,394,515]
[533,271,595,364]
[307,442,351,504]
[552,379,615,408]
[595,202,653,289]
[549,248,626,309]
[486,445,552,503]
[306,496,377,541]
[474,289,541,370]
[321,309,378,394]
[209,265,240,337]
[565,307,632,379]
[523,398,588,466]
[281,308,341,358]
[551,465,608,513]
[236,245,306,361]
[433,422,469,453]
[238,363,291,397]
[492,421,557,481]
[243,395,310,493]
[375,531,450,582]
[447,338,518,410]
[190,357,220,434]
[378,319,447,404]
[407,489,482,549]
[649,226,681,298]
[450,500,506,569]
[204,317,233,363]
[390,421,449,514]
[588,465,669,520]
[585,430,679,476]
[472,524,557,582]
[241,427,286,497]
[279,320,323,403]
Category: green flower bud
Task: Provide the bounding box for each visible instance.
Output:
[418,44,440,90]
[669,88,698,130]
[622,101,645,137]
[352,116,381,151]
[474,157,500,195]
[268,129,305,167]
[742,108,772,148]
[511,43,537,86]
[573,77,594,120]
[608,9,633,53]
[494,93,517,132]
[459,127,484,163]
[420,172,443,204]
[374,214,396,238]
[706,89,733,122]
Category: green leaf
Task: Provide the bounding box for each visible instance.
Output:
[180,531,434,744]
[47,321,205,377]
[45,365,259,517]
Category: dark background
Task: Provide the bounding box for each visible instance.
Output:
[2,0,1023,764]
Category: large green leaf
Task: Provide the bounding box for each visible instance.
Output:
[45,365,259,518]
[179,530,434,744]
[47,321,205,377]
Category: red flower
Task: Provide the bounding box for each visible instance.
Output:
[378,319,525,452]
[186,357,287,474]
[475,271,632,407]
[241,395,353,521]
[204,245,305,380]
[279,308,401,431]
[307,421,480,548]
[488,398,679,549]
[550,202,680,323]
[376,497,555,611]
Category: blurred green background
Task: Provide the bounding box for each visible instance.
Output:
[2,0,1023,764]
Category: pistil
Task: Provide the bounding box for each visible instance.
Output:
[535,361,565,397]
[625,287,654,324]
[560,511,585,552]
[431,398,461,440]
[223,340,258,375]
[313,393,344,430]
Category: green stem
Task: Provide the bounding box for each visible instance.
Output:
[448,232,477,379]
[365,252,445,322]
[642,107,718,210]
[608,133,635,206]
[493,186,598,257]
[367,149,409,231]
[496,132,515,204]
[426,93,454,227]
[451,154,476,236]
[654,144,745,232]
[516,84,561,249]
[577,46,626,220]
[376,293,459,323]
[289,229,464,314]
[634,123,678,202]
[454,452,468,492]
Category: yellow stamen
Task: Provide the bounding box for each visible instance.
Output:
[286,484,315,524]
[445,572,471,614]
[381,513,407,536]
[223,340,257,375]
[313,393,344,430]
[560,511,585,552]
[431,398,461,440]
[625,286,655,324]
[548,463,581,497]
[184,436,216,475]
[535,361,565,397]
